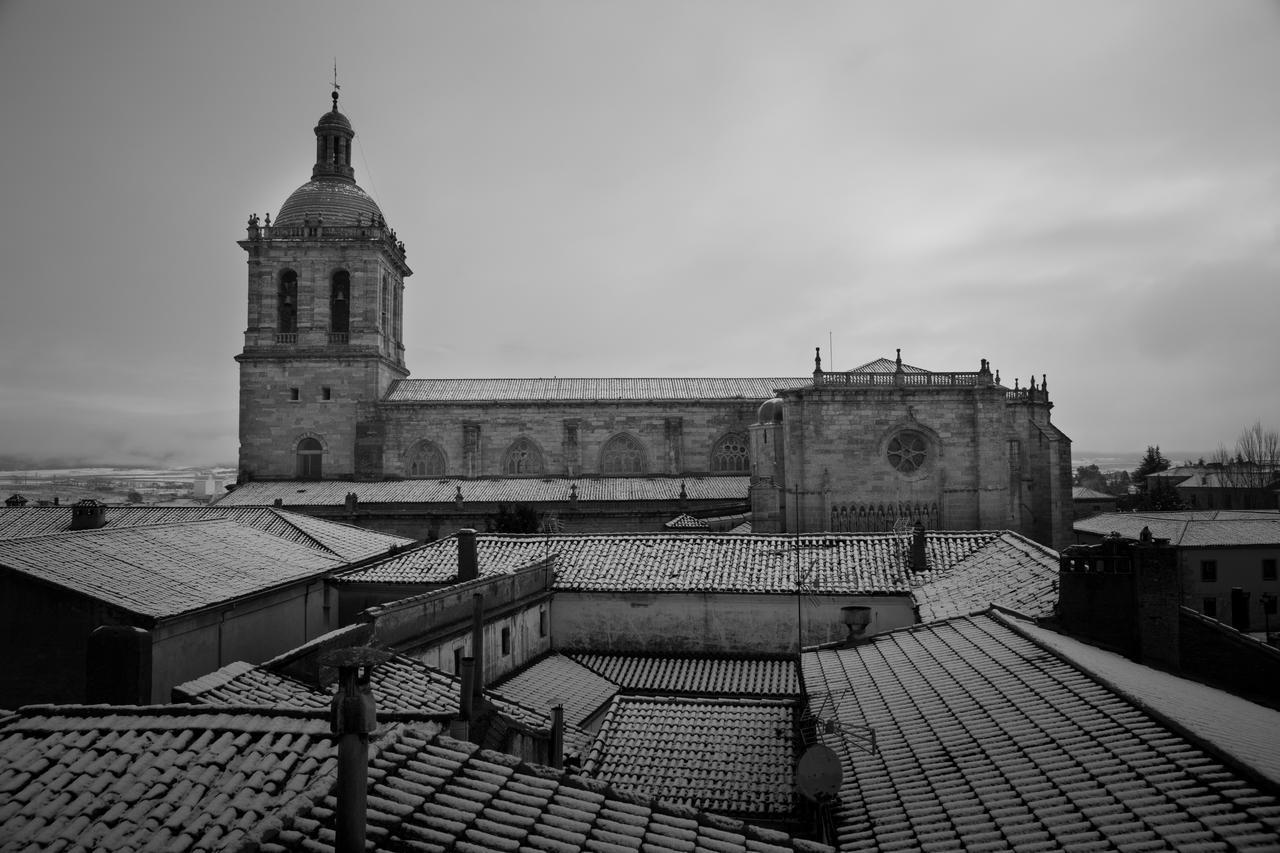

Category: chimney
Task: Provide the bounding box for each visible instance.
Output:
[910,521,927,572]
[319,647,391,853]
[471,593,484,702]
[345,492,358,512]
[457,528,478,582]
[86,625,152,703]
[273,498,283,507]
[453,656,475,741]
[70,499,108,530]
[550,704,565,769]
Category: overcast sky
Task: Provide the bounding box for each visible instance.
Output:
[1,0,1278,467]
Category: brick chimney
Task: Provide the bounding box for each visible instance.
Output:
[70,499,108,530]
[1058,534,1180,667]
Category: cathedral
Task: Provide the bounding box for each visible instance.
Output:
[235,92,1072,548]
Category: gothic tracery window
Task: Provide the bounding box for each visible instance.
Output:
[600,433,646,475]
[887,430,929,473]
[407,441,446,477]
[711,434,750,474]
[503,438,544,476]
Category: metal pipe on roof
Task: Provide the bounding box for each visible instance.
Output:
[471,593,484,700]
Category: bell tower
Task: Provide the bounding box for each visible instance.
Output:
[235,90,411,481]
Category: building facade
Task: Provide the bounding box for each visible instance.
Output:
[236,94,1072,547]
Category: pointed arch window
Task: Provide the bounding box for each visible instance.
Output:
[330,270,350,338]
[503,438,545,476]
[711,433,750,474]
[600,434,646,475]
[278,270,298,334]
[407,440,446,477]
[296,437,323,479]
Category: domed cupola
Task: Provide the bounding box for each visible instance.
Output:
[273,90,386,228]
[312,89,355,183]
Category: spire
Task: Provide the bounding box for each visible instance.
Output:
[312,81,356,184]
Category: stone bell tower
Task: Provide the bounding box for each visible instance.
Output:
[235,90,411,481]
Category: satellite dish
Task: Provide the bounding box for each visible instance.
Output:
[796,743,843,800]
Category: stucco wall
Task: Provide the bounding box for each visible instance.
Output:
[550,590,914,653]
[150,579,332,702]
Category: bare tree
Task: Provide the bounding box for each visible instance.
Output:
[1211,422,1280,489]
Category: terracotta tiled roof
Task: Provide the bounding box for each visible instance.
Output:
[0,708,831,853]
[0,505,411,560]
[911,532,1060,622]
[215,476,750,506]
[384,377,811,402]
[802,611,1280,851]
[0,520,345,620]
[582,696,797,816]
[1009,612,1280,787]
[175,655,551,734]
[492,654,620,728]
[0,706,346,852]
[568,652,800,696]
[265,728,831,853]
[1075,510,1280,547]
[338,530,1012,594]
[664,513,709,529]
[1071,486,1115,501]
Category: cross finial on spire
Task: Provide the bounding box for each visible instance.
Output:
[331,59,340,111]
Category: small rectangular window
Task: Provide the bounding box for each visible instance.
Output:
[1264,559,1277,582]
[1264,595,1278,616]
[453,647,463,674]
[322,386,332,401]
[1203,597,1218,619]
[539,606,547,638]
[1200,560,1217,583]
[501,626,511,656]
[289,387,300,402]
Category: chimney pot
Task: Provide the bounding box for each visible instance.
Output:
[70,498,108,530]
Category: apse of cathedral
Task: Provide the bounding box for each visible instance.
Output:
[236,92,1072,548]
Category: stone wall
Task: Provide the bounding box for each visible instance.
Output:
[378,399,760,478]
[781,385,1011,533]
[238,357,403,479]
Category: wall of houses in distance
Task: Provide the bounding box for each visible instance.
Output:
[550,591,915,653]
[378,400,761,478]
[1175,545,1280,630]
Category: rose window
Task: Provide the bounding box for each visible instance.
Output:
[887,431,928,473]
